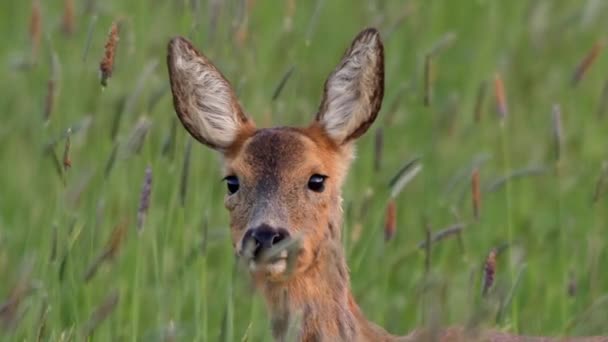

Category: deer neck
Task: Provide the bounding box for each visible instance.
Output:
[255,235,399,341]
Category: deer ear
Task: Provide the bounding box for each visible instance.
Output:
[315,28,384,145]
[167,36,254,151]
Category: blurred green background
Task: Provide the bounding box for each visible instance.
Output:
[1,0,607,340]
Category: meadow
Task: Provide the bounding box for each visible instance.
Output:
[1,0,607,340]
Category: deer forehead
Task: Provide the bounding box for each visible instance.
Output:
[226,127,344,186]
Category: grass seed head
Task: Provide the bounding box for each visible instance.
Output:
[63,128,72,170]
[61,0,75,35]
[551,104,564,163]
[82,290,119,338]
[423,54,433,107]
[494,73,508,121]
[471,168,481,220]
[29,0,41,61]
[572,39,605,86]
[137,166,153,234]
[384,199,397,241]
[100,21,120,87]
[482,248,497,296]
[473,80,487,123]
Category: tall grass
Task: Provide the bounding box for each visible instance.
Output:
[0,0,607,340]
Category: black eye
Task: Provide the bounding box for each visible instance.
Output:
[308,174,327,192]
[225,176,240,194]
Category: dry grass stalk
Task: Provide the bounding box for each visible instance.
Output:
[82,14,98,62]
[384,199,397,241]
[423,219,432,273]
[471,168,481,220]
[29,0,42,61]
[283,0,296,32]
[429,32,457,57]
[65,171,94,207]
[473,81,487,123]
[179,139,192,207]
[46,146,64,183]
[43,80,55,122]
[482,248,497,296]
[162,118,177,159]
[572,39,605,86]
[257,234,302,273]
[385,2,415,39]
[43,116,90,150]
[597,79,608,118]
[124,116,152,156]
[208,0,223,43]
[110,95,127,141]
[567,271,577,297]
[389,157,422,199]
[103,144,119,178]
[50,223,58,262]
[84,219,128,282]
[122,59,159,118]
[423,54,432,107]
[82,290,119,338]
[61,0,75,35]
[305,0,324,45]
[356,187,374,223]
[35,299,49,342]
[136,166,152,234]
[99,22,120,87]
[147,84,170,113]
[46,52,61,122]
[0,261,33,329]
[592,161,608,204]
[494,73,508,121]
[485,165,547,193]
[272,66,295,101]
[552,104,564,163]
[84,0,97,14]
[180,140,193,207]
[383,83,407,125]
[417,223,465,249]
[63,128,72,170]
[374,127,383,172]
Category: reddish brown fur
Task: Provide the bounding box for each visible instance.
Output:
[167,28,607,342]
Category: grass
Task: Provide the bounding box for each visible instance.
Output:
[1,0,608,340]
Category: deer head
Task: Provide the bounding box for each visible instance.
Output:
[167,28,384,340]
[168,28,382,279]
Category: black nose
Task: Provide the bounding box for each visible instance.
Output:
[243,224,290,258]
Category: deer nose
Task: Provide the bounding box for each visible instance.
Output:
[243,224,290,258]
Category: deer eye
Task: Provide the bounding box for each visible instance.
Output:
[224,176,240,195]
[308,174,327,192]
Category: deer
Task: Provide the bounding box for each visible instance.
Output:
[166,28,607,342]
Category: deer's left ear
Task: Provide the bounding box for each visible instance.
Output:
[315,28,384,145]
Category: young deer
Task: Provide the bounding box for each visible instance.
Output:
[167,28,606,342]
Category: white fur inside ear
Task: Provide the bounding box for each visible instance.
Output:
[170,38,243,149]
[319,30,383,144]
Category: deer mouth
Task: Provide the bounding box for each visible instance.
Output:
[248,249,289,275]
[240,235,302,279]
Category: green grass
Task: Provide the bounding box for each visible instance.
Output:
[1,0,607,340]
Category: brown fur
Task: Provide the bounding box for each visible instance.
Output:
[167,28,607,342]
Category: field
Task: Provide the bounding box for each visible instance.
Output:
[1,0,608,340]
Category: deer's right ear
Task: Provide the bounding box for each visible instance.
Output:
[167,37,254,151]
